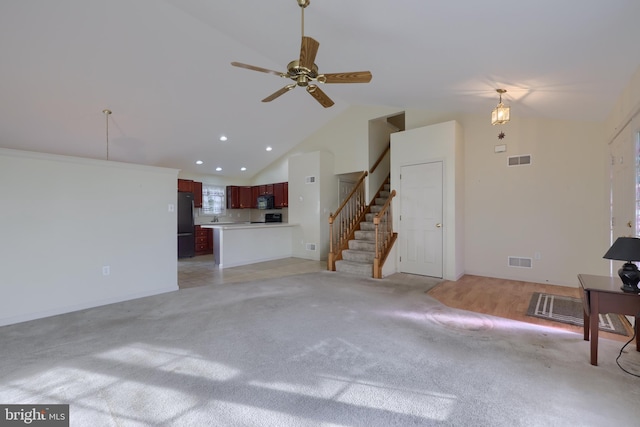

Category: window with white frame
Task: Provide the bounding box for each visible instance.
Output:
[202,185,225,215]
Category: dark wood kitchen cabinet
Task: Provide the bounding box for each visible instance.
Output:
[283,182,288,207]
[194,225,213,255]
[177,179,194,193]
[193,181,202,208]
[226,185,253,209]
[226,186,239,208]
[251,186,260,208]
[239,186,253,208]
[274,182,288,207]
[178,179,202,207]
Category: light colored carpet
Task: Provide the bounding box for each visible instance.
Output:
[1,271,639,426]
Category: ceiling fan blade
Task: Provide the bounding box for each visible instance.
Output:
[299,36,320,70]
[320,71,373,84]
[262,84,296,102]
[307,85,334,108]
[231,62,285,77]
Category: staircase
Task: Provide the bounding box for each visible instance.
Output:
[335,183,392,277]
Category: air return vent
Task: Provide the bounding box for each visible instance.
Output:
[306,243,317,251]
[508,256,532,268]
[508,155,531,166]
[508,154,531,166]
[305,176,316,184]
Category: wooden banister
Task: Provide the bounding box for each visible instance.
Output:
[328,171,369,271]
[369,144,390,174]
[373,189,397,279]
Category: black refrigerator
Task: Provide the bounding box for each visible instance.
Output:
[177,192,195,258]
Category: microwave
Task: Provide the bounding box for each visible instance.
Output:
[257,194,275,210]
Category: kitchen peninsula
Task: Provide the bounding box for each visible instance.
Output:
[200,222,297,268]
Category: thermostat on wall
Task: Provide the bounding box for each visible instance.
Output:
[494,144,507,153]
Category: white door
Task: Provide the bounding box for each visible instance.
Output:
[399,162,443,277]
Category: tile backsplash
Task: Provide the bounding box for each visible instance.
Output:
[194,208,287,224]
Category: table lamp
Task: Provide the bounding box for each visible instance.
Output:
[603,236,640,292]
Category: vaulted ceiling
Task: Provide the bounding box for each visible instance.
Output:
[1,0,639,178]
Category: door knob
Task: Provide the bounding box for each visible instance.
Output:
[436,223,442,228]
[628,221,633,228]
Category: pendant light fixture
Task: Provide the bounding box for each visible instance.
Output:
[103,109,112,160]
[491,89,510,125]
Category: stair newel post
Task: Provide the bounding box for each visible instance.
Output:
[373,214,381,279]
[328,213,335,270]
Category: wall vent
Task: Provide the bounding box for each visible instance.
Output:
[508,256,532,268]
[508,155,532,166]
[306,243,317,251]
[305,176,316,184]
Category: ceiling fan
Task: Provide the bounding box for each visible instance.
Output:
[231,0,372,108]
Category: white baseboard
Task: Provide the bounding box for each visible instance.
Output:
[0,285,178,327]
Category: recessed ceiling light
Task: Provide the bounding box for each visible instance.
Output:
[215,167,222,171]
[266,146,273,151]
[219,135,228,142]
[241,167,247,171]
[195,160,203,165]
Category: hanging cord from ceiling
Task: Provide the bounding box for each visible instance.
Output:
[103,109,112,160]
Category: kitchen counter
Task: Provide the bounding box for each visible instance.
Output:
[200,222,294,230]
[200,223,298,268]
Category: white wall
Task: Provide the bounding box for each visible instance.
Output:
[368,116,395,201]
[0,148,178,326]
[461,115,607,286]
[256,105,402,181]
[606,65,640,138]
[391,121,465,281]
[288,151,338,260]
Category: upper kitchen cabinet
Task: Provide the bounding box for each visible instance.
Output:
[226,185,253,209]
[239,186,253,208]
[178,179,202,207]
[177,179,194,193]
[193,181,202,208]
[274,182,287,208]
[251,186,260,209]
[255,184,274,196]
[227,186,239,209]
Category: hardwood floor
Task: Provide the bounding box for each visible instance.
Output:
[428,274,634,343]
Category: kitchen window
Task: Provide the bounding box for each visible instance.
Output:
[202,185,225,215]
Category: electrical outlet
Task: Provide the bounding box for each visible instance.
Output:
[102,266,110,276]
[168,204,175,212]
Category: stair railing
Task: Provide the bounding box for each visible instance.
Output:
[328,171,368,271]
[369,144,390,174]
[373,189,397,278]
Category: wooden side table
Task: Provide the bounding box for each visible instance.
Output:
[577,274,640,366]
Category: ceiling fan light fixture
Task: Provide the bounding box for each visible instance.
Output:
[230,0,371,108]
[491,89,510,125]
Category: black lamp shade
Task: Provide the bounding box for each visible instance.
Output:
[603,237,640,292]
